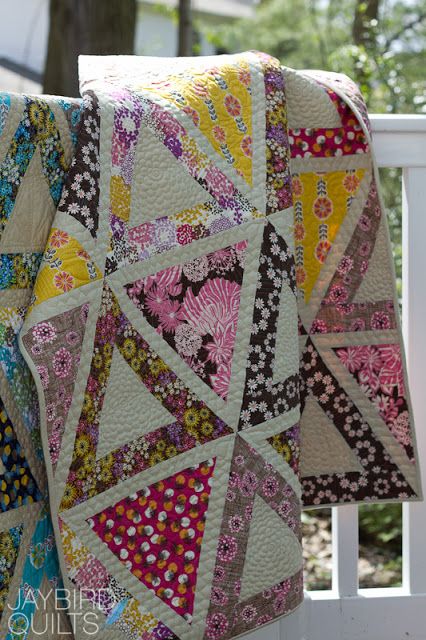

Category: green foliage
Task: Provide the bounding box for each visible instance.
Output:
[150,2,176,20]
[359,503,402,549]
[302,505,403,549]
[207,0,426,114]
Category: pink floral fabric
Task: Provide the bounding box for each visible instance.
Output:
[335,344,414,461]
[125,241,247,399]
[22,303,89,470]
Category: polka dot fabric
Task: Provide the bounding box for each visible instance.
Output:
[88,459,216,622]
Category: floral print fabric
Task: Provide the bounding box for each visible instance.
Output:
[0,93,79,638]
[293,169,365,302]
[54,285,232,512]
[289,88,369,158]
[0,525,23,617]
[204,436,302,640]
[137,58,253,184]
[0,97,68,236]
[31,227,101,307]
[335,344,413,460]
[126,241,247,399]
[300,340,415,504]
[23,304,89,470]
[11,52,420,640]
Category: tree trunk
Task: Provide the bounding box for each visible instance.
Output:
[351,0,381,103]
[352,0,380,50]
[43,0,137,97]
[177,0,192,56]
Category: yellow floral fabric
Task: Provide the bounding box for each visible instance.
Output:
[293,169,365,301]
[32,228,101,307]
[139,58,253,185]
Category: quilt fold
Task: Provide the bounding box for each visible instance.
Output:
[0,51,417,640]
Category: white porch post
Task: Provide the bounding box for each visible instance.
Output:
[331,505,359,596]
[402,165,426,594]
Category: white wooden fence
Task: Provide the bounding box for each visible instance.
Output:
[249,115,426,640]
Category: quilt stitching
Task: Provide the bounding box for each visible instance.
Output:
[125,240,247,400]
[11,52,421,640]
[0,93,79,639]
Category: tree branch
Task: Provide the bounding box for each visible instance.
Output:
[384,12,426,50]
[178,0,193,56]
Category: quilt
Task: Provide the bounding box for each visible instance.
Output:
[0,92,80,638]
[0,51,417,640]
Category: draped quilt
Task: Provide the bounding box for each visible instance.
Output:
[0,93,79,638]
[0,51,420,639]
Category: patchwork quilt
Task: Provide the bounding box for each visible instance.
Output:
[0,93,80,638]
[0,51,420,639]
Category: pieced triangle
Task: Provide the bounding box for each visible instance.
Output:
[205,435,302,638]
[88,458,216,623]
[139,60,253,184]
[299,337,419,506]
[0,148,56,252]
[21,303,89,471]
[300,395,362,476]
[238,222,299,430]
[59,286,233,510]
[240,494,302,601]
[293,169,365,302]
[130,126,213,225]
[125,240,247,400]
[97,346,174,459]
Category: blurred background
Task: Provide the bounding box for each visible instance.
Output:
[0,0,424,113]
[1,0,424,590]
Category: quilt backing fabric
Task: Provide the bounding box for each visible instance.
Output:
[0,51,418,640]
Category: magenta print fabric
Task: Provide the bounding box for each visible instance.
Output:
[89,459,216,622]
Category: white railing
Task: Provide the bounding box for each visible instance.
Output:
[250,115,426,640]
